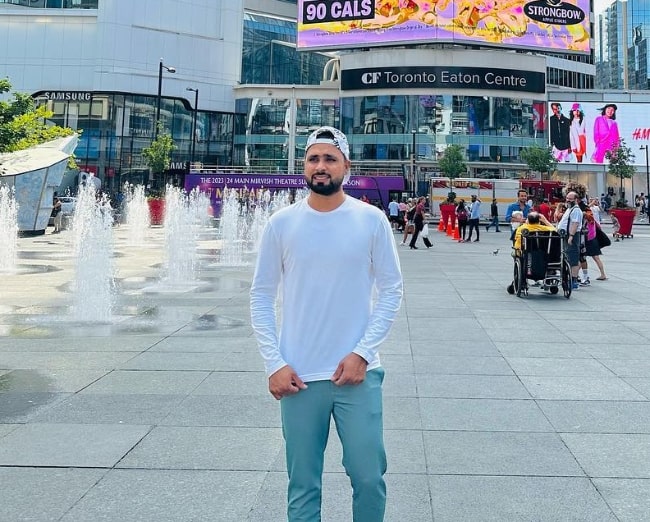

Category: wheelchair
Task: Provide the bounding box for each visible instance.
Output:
[508,229,572,298]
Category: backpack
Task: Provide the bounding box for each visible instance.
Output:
[457,209,468,222]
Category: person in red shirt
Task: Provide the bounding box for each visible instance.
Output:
[539,198,552,222]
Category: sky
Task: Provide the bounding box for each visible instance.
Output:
[594,0,614,14]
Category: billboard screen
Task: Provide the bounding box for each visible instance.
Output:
[548,101,650,166]
[297,0,591,54]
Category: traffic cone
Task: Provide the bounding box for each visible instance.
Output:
[453,220,461,241]
[438,217,445,232]
[446,216,453,236]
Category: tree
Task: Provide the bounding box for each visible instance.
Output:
[606,138,636,207]
[0,79,75,154]
[520,145,557,180]
[142,122,176,191]
[437,144,467,203]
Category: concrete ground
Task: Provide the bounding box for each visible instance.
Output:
[1,218,650,521]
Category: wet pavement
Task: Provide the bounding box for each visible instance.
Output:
[1,221,650,521]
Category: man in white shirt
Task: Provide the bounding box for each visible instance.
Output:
[250,126,403,522]
[388,196,400,231]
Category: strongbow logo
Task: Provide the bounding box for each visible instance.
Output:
[524,0,585,25]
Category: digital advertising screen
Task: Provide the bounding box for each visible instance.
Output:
[297,0,591,54]
[548,101,650,166]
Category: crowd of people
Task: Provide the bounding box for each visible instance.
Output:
[504,188,611,289]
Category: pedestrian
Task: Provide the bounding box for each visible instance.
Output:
[539,198,552,222]
[465,194,481,242]
[397,199,408,232]
[505,189,531,224]
[52,196,63,233]
[611,213,621,241]
[250,126,403,522]
[584,209,608,281]
[557,191,583,289]
[455,199,469,242]
[485,198,500,232]
[387,196,400,231]
[509,210,525,242]
[401,199,416,245]
[408,196,426,249]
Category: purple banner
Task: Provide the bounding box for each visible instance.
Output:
[185,173,405,216]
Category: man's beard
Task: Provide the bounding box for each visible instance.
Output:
[306,175,343,196]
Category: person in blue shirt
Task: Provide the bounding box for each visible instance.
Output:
[505,189,531,223]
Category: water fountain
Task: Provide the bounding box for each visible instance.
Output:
[216,187,308,266]
[162,185,202,286]
[71,184,116,322]
[218,188,249,266]
[125,183,150,246]
[0,185,18,273]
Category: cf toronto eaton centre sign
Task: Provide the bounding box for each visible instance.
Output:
[342,66,545,94]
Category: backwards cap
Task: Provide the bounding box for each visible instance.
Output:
[305,126,350,161]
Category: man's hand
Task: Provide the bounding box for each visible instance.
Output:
[568,236,573,245]
[331,353,368,386]
[268,365,307,400]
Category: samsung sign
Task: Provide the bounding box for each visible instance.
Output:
[342,67,546,94]
[37,91,93,101]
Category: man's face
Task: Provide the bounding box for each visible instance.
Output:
[552,104,561,116]
[304,143,350,196]
[518,191,528,204]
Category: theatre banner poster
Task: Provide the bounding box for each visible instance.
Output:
[185,173,405,215]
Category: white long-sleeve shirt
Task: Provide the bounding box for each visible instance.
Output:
[250,195,403,382]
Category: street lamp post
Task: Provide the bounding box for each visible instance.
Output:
[186,87,199,165]
[641,145,650,223]
[155,59,176,139]
[411,129,417,194]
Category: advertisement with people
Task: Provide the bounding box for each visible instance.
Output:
[297,0,591,54]
[548,101,649,165]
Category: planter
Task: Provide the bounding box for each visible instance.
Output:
[439,203,456,228]
[610,208,635,238]
[148,199,165,226]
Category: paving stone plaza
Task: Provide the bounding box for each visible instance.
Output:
[1,220,650,521]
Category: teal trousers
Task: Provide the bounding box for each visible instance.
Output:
[280,368,386,522]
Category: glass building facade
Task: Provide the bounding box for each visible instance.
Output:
[596,0,650,90]
[35,92,243,192]
[241,11,332,85]
[236,90,548,179]
[0,0,98,7]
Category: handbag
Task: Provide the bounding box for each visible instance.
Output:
[421,224,429,238]
[595,225,611,248]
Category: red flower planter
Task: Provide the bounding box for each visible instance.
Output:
[611,208,635,238]
[148,199,165,226]
[439,203,456,229]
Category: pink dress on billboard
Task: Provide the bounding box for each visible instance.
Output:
[591,116,619,163]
